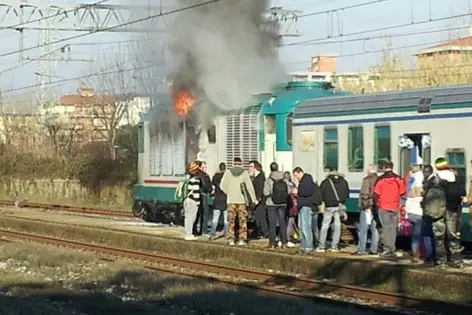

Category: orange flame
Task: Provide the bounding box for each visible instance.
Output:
[173,89,195,116]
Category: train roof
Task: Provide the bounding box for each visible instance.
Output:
[294,84,472,118]
[260,81,350,115]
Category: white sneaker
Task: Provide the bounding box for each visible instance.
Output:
[237,240,247,246]
[315,247,326,253]
[184,235,198,241]
[277,241,282,247]
[286,241,295,248]
[228,240,235,246]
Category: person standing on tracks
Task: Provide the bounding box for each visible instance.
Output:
[250,161,269,239]
[405,164,424,262]
[183,162,203,241]
[352,164,379,256]
[263,162,292,249]
[209,162,228,241]
[373,161,406,258]
[317,167,350,253]
[293,167,322,254]
[433,157,465,268]
[220,157,257,246]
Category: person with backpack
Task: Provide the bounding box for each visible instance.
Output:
[421,164,439,264]
[433,157,465,268]
[373,161,406,257]
[263,162,291,249]
[209,162,228,241]
[183,162,203,241]
[317,167,350,253]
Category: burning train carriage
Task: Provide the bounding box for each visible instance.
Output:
[133,81,348,224]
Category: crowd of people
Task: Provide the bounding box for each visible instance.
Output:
[180,156,471,268]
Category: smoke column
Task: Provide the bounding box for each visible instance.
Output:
[169,0,286,113]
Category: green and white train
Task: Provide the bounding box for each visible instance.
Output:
[292,84,472,242]
[132,82,472,242]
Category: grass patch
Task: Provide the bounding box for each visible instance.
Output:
[0,217,471,304]
[0,241,384,315]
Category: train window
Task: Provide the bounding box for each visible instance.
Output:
[374,125,391,171]
[286,114,293,146]
[323,128,338,170]
[138,124,144,153]
[446,149,466,189]
[207,125,216,144]
[348,126,364,172]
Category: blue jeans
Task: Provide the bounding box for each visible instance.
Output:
[407,213,423,253]
[298,206,314,251]
[357,210,379,254]
[318,207,341,249]
[210,209,228,237]
[312,213,319,247]
[422,215,436,260]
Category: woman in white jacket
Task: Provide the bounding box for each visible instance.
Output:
[405,164,424,261]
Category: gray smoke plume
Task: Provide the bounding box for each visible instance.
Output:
[169,0,286,114]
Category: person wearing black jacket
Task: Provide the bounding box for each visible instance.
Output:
[317,169,350,252]
[250,161,268,238]
[434,158,466,268]
[209,162,228,240]
[293,166,322,253]
[193,161,212,235]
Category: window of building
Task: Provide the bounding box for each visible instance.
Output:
[374,125,391,171]
[446,149,466,188]
[323,128,338,170]
[286,113,293,146]
[348,126,364,172]
[207,125,216,144]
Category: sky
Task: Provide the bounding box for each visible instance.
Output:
[0,0,471,104]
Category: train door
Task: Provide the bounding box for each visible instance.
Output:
[263,115,276,172]
[398,133,431,175]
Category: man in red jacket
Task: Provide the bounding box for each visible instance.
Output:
[373,161,406,257]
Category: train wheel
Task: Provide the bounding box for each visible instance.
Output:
[132,200,146,217]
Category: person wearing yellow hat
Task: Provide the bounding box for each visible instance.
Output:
[183,162,203,241]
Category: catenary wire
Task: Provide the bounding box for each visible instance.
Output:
[0,0,226,59]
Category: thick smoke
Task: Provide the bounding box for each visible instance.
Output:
[169,0,286,113]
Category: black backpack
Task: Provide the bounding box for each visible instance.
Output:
[271,178,289,204]
[423,179,446,220]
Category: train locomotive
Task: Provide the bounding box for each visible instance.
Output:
[132,81,347,224]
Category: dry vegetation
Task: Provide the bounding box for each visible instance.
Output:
[339,44,472,93]
[0,241,384,315]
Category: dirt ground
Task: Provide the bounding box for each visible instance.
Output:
[0,241,388,315]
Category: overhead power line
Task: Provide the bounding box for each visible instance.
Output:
[282,12,472,47]
[0,0,225,60]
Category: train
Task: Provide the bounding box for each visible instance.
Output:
[132,81,472,242]
[292,83,472,242]
[132,80,348,222]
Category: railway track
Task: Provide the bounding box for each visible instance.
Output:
[0,229,470,315]
[0,199,135,218]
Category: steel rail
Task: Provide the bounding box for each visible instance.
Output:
[0,229,470,315]
[0,200,135,218]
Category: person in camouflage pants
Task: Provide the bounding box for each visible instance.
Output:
[227,204,249,242]
[220,157,256,246]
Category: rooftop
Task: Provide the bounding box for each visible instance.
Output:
[415,35,472,56]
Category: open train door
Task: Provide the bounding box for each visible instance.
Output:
[398,134,431,175]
